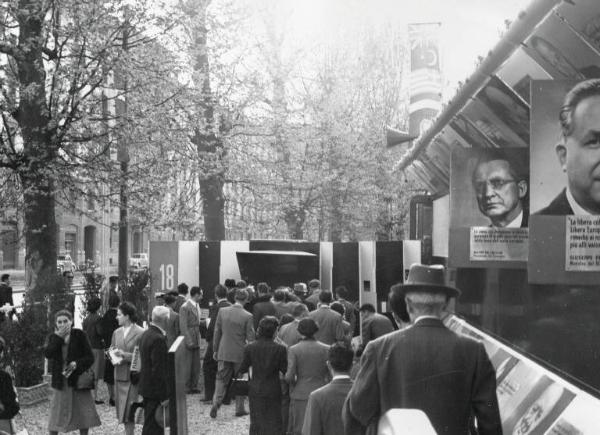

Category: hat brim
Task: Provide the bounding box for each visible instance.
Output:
[399,283,461,298]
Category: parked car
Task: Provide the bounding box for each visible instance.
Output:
[129,253,149,269]
[57,254,76,273]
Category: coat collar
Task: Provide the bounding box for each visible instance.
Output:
[123,323,144,347]
[413,317,445,328]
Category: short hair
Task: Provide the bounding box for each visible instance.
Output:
[330,301,345,317]
[291,303,308,318]
[359,303,376,313]
[224,279,236,288]
[235,288,248,302]
[328,343,354,372]
[0,274,8,282]
[280,313,294,326]
[214,284,228,299]
[405,291,447,316]
[471,150,527,186]
[236,280,247,289]
[163,294,177,305]
[108,292,121,308]
[257,282,270,294]
[335,285,349,299]
[560,79,600,138]
[190,286,202,297]
[388,284,410,323]
[86,297,102,313]
[151,305,170,326]
[177,283,189,295]
[319,291,333,304]
[55,309,73,322]
[308,279,320,290]
[273,289,286,302]
[109,275,119,284]
[257,316,279,339]
[118,301,138,323]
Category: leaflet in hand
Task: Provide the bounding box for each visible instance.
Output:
[107,347,123,365]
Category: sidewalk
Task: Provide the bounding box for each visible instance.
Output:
[16,379,250,434]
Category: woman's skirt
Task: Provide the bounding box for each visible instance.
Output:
[115,379,140,423]
[48,385,101,432]
[91,348,105,382]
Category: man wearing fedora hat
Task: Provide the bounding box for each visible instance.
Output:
[343,264,501,435]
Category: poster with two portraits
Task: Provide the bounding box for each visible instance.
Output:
[451,79,600,284]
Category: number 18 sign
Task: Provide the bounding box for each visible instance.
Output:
[149,241,200,294]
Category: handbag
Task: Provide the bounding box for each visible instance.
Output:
[74,367,95,390]
[155,400,169,428]
[229,377,249,397]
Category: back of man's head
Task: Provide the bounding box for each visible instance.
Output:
[257,282,270,295]
[214,284,228,300]
[1,274,9,283]
[273,289,286,302]
[257,315,279,339]
[152,305,170,330]
[190,286,202,298]
[177,283,189,295]
[318,291,333,304]
[388,284,410,323]
[235,288,248,303]
[308,279,320,291]
[224,279,236,289]
[405,291,447,318]
[291,303,308,319]
[236,280,247,289]
[330,301,345,317]
[335,285,349,300]
[359,303,376,314]
[328,343,354,373]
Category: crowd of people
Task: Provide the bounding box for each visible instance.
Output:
[0,263,503,435]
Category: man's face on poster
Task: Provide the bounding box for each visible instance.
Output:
[473,159,527,227]
[556,95,600,213]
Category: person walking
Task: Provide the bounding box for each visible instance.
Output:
[81,297,105,404]
[239,316,288,435]
[110,301,145,435]
[210,288,255,419]
[139,306,170,435]
[308,292,345,345]
[285,318,330,435]
[343,264,501,435]
[45,310,101,435]
[100,293,120,406]
[358,303,394,352]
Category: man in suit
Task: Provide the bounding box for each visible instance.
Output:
[278,303,308,347]
[163,292,180,349]
[308,291,345,345]
[203,284,231,402]
[211,288,255,418]
[303,343,358,435]
[304,279,321,311]
[343,264,501,435]
[538,79,600,215]
[472,150,528,227]
[179,286,203,394]
[172,282,188,313]
[139,306,170,435]
[335,286,357,337]
[251,282,276,329]
[358,303,394,352]
[0,274,14,322]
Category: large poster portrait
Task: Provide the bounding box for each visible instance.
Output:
[529,79,600,284]
[450,147,529,268]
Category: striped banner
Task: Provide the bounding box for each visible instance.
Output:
[408,23,443,139]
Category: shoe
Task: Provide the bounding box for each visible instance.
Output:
[235,411,249,417]
[94,400,104,405]
[109,398,115,407]
[210,404,219,419]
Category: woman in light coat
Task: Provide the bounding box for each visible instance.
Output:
[110,301,144,435]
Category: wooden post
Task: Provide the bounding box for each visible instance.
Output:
[167,336,187,434]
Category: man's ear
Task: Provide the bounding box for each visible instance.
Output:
[517,180,528,199]
[556,142,567,172]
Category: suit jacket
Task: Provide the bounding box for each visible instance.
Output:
[536,188,573,215]
[343,318,501,435]
[309,306,345,345]
[285,338,330,400]
[172,295,186,313]
[360,313,394,350]
[44,328,94,390]
[111,323,145,382]
[273,301,292,319]
[165,307,180,349]
[240,337,287,398]
[303,377,358,435]
[213,303,255,363]
[339,299,357,336]
[138,324,169,400]
[82,312,104,349]
[207,299,231,342]
[305,291,321,310]
[278,319,302,347]
[179,300,202,349]
[252,295,277,330]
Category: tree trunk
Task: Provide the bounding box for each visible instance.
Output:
[284,207,305,240]
[16,0,57,298]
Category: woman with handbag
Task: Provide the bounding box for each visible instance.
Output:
[110,301,144,435]
[45,309,101,435]
[0,337,19,435]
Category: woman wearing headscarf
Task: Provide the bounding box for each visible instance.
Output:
[110,301,145,435]
[285,318,330,435]
[45,309,101,435]
[240,316,287,435]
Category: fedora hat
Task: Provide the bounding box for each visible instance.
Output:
[401,264,460,298]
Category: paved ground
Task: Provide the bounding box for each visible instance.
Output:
[14,380,250,434]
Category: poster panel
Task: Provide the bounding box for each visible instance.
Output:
[450,147,529,268]
[528,80,600,284]
[149,241,179,293]
[545,394,600,435]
